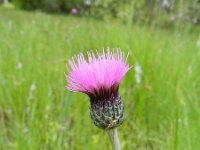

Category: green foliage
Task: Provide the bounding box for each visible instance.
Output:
[12,0,43,10]
[12,0,83,13]
[11,0,200,25]
[0,7,200,149]
[89,0,132,22]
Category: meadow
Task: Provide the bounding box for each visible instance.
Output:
[0,6,200,150]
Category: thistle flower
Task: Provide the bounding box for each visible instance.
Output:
[71,8,78,15]
[65,49,130,150]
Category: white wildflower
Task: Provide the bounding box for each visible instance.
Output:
[177,12,184,19]
[45,114,48,119]
[7,109,12,114]
[192,18,197,24]
[28,83,36,100]
[48,88,52,97]
[138,132,142,139]
[188,65,192,76]
[134,62,142,84]
[16,62,23,70]
[84,0,91,5]
[23,127,28,134]
[30,83,36,92]
[13,79,19,86]
[162,0,169,8]
[46,105,51,111]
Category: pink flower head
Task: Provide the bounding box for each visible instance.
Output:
[65,49,130,99]
[71,8,78,15]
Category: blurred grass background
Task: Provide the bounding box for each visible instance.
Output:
[0,4,200,150]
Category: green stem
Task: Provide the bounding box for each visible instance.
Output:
[107,127,121,150]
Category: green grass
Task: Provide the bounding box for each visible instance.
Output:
[0,6,200,150]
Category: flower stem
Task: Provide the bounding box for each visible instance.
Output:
[107,127,121,150]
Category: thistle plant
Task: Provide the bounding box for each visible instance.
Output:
[65,49,130,150]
